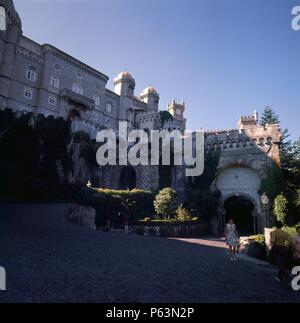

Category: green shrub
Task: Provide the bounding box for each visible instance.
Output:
[176,205,192,221]
[74,187,155,227]
[249,234,266,247]
[283,225,297,237]
[274,194,288,224]
[248,234,267,260]
[154,187,179,219]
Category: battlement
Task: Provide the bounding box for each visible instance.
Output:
[163,119,183,131]
[167,99,185,121]
[237,111,259,130]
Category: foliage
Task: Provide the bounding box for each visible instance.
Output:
[247,234,267,260]
[187,149,220,218]
[74,187,155,227]
[159,110,173,124]
[259,165,284,204]
[274,194,288,224]
[153,188,179,219]
[249,234,266,247]
[260,107,300,224]
[189,149,220,191]
[283,225,298,237]
[259,106,279,126]
[175,205,192,221]
[0,110,72,201]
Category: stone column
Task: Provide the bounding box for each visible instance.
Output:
[252,210,258,235]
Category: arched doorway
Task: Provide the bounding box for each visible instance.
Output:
[68,109,81,120]
[224,195,255,236]
[119,166,136,190]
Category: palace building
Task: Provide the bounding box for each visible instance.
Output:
[0,0,282,234]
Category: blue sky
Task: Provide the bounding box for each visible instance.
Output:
[14,0,300,140]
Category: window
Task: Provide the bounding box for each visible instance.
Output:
[26,67,37,82]
[106,102,112,113]
[93,94,100,106]
[0,6,6,31]
[49,95,56,106]
[76,71,83,80]
[50,75,60,89]
[24,88,33,99]
[72,83,83,95]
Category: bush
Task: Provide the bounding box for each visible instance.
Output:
[176,205,192,221]
[154,188,179,220]
[283,225,297,237]
[249,234,266,247]
[274,194,288,224]
[247,235,267,260]
[74,187,155,227]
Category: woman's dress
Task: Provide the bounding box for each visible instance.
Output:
[226,223,239,247]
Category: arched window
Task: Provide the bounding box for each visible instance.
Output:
[93,94,100,106]
[50,75,60,89]
[106,102,112,113]
[24,88,33,100]
[0,6,6,31]
[26,67,37,82]
[49,95,56,106]
[72,83,83,95]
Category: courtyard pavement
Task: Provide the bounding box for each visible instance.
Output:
[0,204,299,303]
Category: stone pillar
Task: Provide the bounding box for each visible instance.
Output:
[252,210,257,235]
[213,205,225,236]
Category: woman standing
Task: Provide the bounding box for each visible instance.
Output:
[292,226,300,265]
[225,218,240,262]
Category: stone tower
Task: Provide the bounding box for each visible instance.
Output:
[140,87,160,112]
[114,71,136,120]
[167,99,185,121]
[113,71,135,97]
[0,0,22,107]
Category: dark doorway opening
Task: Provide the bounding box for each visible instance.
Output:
[224,195,255,236]
[119,166,136,190]
[68,109,81,120]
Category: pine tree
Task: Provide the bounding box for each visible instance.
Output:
[259,106,280,126]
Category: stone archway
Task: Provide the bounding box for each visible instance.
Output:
[214,166,264,234]
[223,193,258,235]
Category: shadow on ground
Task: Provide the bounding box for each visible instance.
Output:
[0,204,299,303]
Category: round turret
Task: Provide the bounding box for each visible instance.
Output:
[114,71,135,97]
[114,71,135,83]
[140,86,159,96]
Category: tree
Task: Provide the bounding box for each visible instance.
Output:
[259,165,284,204]
[274,194,288,224]
[280,137,300,191]
[259,106,279,127]
[159,110,173,124]
[154,188,179,220]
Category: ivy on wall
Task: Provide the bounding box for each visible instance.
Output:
[187,148,221,218]
[0,110,72,201]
